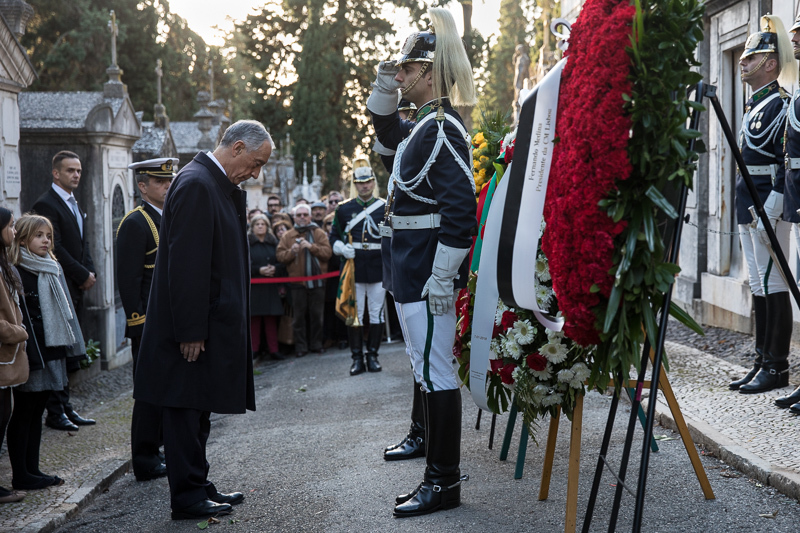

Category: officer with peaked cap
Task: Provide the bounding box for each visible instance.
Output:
[117,157,177,481]
[774,11,800,412]
[331,157,386,375]
[368,7,477,517]
[729,14,796,395]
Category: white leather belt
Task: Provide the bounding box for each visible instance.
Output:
[746,164,776,175]
[786,157,800,170]
[390,213,441,230]
[351,242,381,250]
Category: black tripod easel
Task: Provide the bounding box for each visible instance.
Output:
[581,80,800,532]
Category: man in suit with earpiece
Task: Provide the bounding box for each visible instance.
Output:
[32,150,97,431]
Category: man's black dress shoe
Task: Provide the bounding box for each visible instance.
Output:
[775,385,800,408]
[171,499,232,520]
[135,463,167,482]
[66,410,96,426]
[209,491,244,505]
[45,414,79,431]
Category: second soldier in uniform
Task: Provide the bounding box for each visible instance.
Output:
[729,15,797,395]
[116,157,176,481]
[331,158,386,375]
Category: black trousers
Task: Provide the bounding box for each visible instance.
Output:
[45,386,73,418]
[130,336,164,475]
[162,407,218,509]
[290,286,325,353]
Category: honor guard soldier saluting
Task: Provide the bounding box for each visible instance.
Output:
[775,11,800,412]
[729,14,797,395]
[368,7,477,517]
[116,157,176,481]
[330,157,386,376]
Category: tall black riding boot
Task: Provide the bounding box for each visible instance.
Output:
[385,382,425,461]
[348,326,365,376]
[394,389,465,517]
[740,292,791,394]
[366,324,383,372]
[730,295,766,390]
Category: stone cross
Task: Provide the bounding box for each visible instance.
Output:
[108,10,118,68]
[312,155,317,177]
[208,59,214,100]
[155,59,163,104]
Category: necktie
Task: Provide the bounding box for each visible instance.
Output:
[68,196,83,237]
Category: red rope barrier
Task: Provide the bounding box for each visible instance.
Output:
[251,271,340,284]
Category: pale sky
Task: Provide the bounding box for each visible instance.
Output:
[168,0,503,48]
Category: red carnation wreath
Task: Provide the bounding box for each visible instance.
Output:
[543,0,635,347]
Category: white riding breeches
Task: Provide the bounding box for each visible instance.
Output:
[739,220,791,296]
[395,300,459,393]
[356,282,385,324]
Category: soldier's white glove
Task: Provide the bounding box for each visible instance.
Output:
[421,243,470,316]
[366,60,401,116]
[333,240,356,259]
[756,191,783,246]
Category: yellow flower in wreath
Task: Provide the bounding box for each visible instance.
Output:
[473,132,485,146]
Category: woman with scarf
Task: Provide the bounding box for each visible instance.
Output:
[0,208,29,502]
[8,214,85,490]
[249,214,286,360]
[276,204,332,357]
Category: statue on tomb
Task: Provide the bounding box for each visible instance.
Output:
[512,44,531,125]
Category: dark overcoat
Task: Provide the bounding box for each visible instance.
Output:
[249,233,286,316]
[116,202,161,339]
[133,152,255,414]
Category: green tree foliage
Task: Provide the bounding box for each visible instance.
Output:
[22,0,235,122]
[477,0,532,121]
[234,0,401,193]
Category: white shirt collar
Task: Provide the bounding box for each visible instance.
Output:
[144,201,163,216]
[206,151,227,176]
[51,182,76,204]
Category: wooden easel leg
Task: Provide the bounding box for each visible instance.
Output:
[499,401,518,461]
[565,394,583,533]
[539,408,560,501]
[657,372,715,500]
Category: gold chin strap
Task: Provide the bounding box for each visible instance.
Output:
[741,53,770,81]
[401,63,429,95]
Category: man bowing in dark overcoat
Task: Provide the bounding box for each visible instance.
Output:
[134,120,274,521]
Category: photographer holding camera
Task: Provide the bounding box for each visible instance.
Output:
[276,204,332,357]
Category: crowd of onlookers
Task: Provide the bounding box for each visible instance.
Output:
[247,192,355,360]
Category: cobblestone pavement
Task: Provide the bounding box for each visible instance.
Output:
[0,320,799,531]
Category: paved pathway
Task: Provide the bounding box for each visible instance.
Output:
[1,337,800,531]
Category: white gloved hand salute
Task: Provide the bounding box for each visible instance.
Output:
[756,190,784,246]
[421,243,470,316]
[366,60,401,116]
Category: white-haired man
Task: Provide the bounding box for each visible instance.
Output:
[134,120,273,521]
[277,203,332,357]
